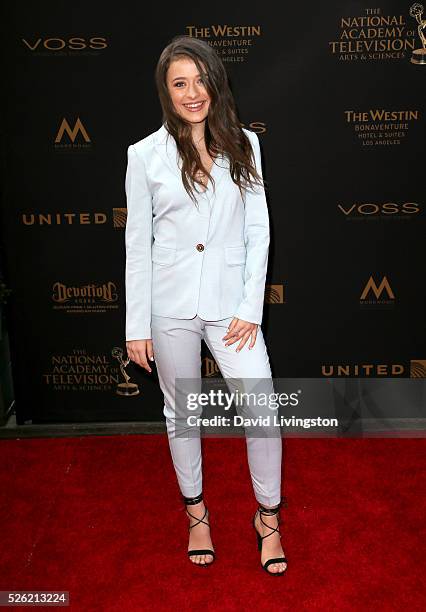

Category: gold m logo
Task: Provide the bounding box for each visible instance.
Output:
[55,118,91,143]
[360,275,395,300]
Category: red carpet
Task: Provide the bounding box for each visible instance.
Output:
[0,434,425,611]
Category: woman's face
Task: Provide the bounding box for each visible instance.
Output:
[166,57,211,125]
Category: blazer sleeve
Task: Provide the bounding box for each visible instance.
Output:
[233,131,270,326]
[124,144,153,341]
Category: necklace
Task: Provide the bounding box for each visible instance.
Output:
[195,169,208,188]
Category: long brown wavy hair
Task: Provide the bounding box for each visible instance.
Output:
[155,35,265,204]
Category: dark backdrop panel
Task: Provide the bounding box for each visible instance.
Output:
[1,1,424,423]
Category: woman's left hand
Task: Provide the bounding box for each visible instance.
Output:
[222,318,258,351]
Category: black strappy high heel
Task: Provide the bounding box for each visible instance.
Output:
[252,497,288,575]
[183,492,215,566]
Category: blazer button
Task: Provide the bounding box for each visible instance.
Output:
[196,243,204,252]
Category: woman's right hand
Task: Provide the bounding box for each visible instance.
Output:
[126,340,155,373]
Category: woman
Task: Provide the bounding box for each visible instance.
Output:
[124,35,287,575]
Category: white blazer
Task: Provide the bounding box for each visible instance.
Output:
[125,123,270,341]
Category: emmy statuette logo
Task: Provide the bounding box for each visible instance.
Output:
[111,347,140,396]
[409,3,426,64]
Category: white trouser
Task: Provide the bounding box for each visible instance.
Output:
[151,313,282,507]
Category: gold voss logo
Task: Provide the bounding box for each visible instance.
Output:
[338,202,420,218]
[22,37,107,51]
[240,122,267,134]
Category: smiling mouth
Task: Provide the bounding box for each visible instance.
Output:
[182,101,206,112]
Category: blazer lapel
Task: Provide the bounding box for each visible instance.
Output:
[153,123,230,192]
[153,123,182,178]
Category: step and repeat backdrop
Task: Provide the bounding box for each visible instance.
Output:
[1,1,425,424]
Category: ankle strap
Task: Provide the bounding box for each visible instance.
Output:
[258,495,287,516]
[182,492,203,506]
